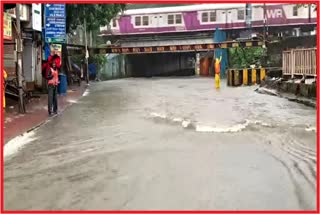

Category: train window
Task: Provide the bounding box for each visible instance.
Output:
[293,5,298,16]
[112,19,117,28]
[168,14,174,24]
[176,14,182,24]
[143,16,149,26]
[237,9,245,20]
[210,11,216,22]
[135,16,141,26]
[202,12,208,22]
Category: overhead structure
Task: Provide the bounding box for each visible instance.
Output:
[4,4,16,11]
[91,40,266,55]
[101,4,317,37]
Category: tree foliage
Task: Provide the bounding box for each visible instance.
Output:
[89,54,107,66]
[66,4,126,33]
[229,47,266,69]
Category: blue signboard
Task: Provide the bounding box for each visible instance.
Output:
[44,4,66,43]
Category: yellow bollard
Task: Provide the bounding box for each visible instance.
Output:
[260,68,266,82]
[234,70,241,86]
[252,69,257,85]
[227,70,232,86]
[243,69,248,85]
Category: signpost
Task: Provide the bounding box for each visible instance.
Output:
[16,4,26,113]
[44,4,66,43]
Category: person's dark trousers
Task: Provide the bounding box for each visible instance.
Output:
[48,84,58,115]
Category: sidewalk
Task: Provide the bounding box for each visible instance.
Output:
[4,84,87,144]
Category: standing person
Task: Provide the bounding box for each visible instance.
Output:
[214,55,222,89]
[47,61,59,116]
[48,44,61,71]
[3,69,7,109]
[48,54,61,71]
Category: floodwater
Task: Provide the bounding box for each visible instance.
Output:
[4,78,317,210]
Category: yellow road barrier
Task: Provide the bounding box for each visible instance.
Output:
[227,68,268,87]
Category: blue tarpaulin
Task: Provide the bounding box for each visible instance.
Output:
[214,28,228,78]
[88,64,97,76]
[44,43,51,60]
[42,28,51,60]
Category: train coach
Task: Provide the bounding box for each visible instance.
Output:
[100,4,317,36]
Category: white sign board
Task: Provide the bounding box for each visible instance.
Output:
[32,4,42,32]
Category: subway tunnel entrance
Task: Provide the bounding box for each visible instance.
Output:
[126,52,196,77]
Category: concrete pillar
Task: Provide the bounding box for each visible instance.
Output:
[121,55,126,77]
[195,53,200,76]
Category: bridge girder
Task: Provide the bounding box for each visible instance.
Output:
[90,39,266,55]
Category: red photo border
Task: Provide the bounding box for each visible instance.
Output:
[0,0,319,213]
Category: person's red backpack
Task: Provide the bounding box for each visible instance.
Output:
[42,61,53,80]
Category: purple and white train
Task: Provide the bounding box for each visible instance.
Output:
[100,4,317,36]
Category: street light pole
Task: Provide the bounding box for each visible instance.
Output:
[245,4,252,33]
[263,3,268,67]
[263,4,266,41]
[84,18,89,84]
[15,4,26,113]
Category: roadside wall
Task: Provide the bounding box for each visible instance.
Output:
[100,54,126,80]
[261,78,316,99]
[267,36,316,67]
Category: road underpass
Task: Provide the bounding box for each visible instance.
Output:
[126,52,195,77]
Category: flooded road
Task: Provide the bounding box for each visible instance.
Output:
[4,78,317,210]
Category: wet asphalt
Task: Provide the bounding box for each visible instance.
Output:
[4,78,317,210]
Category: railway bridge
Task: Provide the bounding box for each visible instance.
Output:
[96,3,316,77]
[89,39,266,77]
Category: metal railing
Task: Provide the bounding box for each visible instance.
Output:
[282,48,317,77]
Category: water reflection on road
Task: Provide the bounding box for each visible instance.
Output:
[4,78,317,210]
